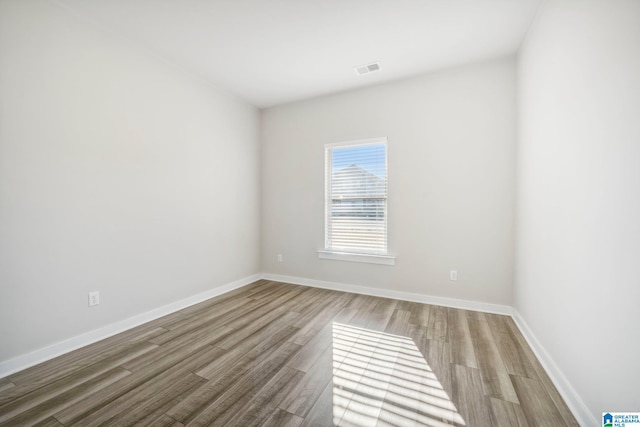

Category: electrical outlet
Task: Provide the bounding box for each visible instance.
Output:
[88,291,100,307]
[277,254,283,262]
[449,270,458,281]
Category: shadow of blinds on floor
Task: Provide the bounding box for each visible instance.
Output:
[332,322,466,426]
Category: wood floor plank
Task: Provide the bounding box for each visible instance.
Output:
[154,296,254,340]
[427,343,454,403]
[289,296,351,346]
[186,342,302,426]
[511,374,568,426]
[485,314,538,379]
[279,344,333,418]
[152,297,266,345]
[167,282,290,336]
[222,292,300,333]
[343,295,381,328]
[337,354,388,426]
[248,283,308,310]
[289,287,334,315]
[216,308,298,351]
[121,323,232,372]
[0,380,14,394]
[167,354,255,423]
[360,297,398,332]
[466,309,488,324]
[0,280,578,427]
[408,324,453,400]
[298,381,334,427]
[411,302,432,328]
[93,372,205,427]
[504,319,580,427]
[177,342,303,424]
[0,367,130,427]
[287,321,333,372]
[246,281,293,301]
[384,309,412,337]
[53,345,224,425]
[468,315,519,403]
[5,326,166,392]
[32,416,65,427]
[265,408,304,427]
[451,364,492,426]
[344,292,375,311]
[290,290,343,330]
[224,366,305,427]
[288,305,357,372]
[488,397,530,427]
[365,321,460,427]
[447,308,478,369]
[159,281,268,330]
[64,350,215,426]
[137,414,184,427]
[0,341,155,421]
[197,322,298,379]
[426,305,448,341]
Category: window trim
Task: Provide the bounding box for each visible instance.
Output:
[320,137,395,265]
[317,249,396,266]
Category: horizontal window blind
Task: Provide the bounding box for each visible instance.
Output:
[325,139,388,254]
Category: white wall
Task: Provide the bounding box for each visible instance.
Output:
[516,0,640,423]
[261,58,516,305]
[0,0,260,363]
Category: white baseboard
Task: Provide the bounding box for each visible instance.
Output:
[261,273,513,316]
[264,273,593,426]
[0,274,261,379]
[511,309,597,427]
[0,271,592,427]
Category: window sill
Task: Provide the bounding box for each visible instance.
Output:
[317,250,396,266]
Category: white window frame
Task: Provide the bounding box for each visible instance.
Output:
[318,137,395,266]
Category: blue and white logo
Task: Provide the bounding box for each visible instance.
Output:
[603,412,640,427]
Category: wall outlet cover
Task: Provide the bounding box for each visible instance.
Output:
[89,291,100,306]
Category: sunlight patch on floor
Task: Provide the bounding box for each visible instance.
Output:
[332,322,466,427]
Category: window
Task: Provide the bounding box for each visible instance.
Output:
[319,137,395,265]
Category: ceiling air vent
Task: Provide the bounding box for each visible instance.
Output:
[354,62,382,76]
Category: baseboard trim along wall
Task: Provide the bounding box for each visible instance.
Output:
[261,273,513,316]
[0,272,594,427]
[511,310,597,427]
[0,274,262,379]
[264,273,594,426]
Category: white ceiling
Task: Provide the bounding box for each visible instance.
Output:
[60,0,541,108]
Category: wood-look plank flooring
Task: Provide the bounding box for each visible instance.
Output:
[0,280,578,426]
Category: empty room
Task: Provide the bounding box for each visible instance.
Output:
[0,0,638,426]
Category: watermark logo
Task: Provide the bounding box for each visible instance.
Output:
[603,413,640,427]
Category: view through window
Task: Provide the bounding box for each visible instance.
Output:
[325,138,388,255]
